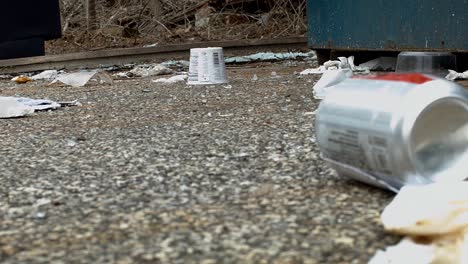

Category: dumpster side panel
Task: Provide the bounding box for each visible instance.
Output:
[307,0,468,51]
[0,0,62,42]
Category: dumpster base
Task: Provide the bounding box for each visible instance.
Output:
[0,38,45,60]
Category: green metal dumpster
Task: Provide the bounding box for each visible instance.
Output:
[0,0,61,59]
[307,0,468,63]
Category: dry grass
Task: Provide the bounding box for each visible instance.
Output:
[46,0,307,54]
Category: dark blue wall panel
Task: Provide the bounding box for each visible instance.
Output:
[307,0,468,51]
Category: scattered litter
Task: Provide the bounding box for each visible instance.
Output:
[370,183,468,264]
[129,64,173,77]
[58,100,82,107]
[12,75,32,84]
[251,74,258,81]
[312,69,353,99]
[219,113,234,117]
[160,60,190,68]
[152,74,188,83]
[32,70,59,81]
[53,71,113,87]
[446,70,468,81]
[226,51,316,64]
[360,57,397,71]
[16,98,61,111]
[114,72,131,78]
[223,85,232,89]
[188,47,227,85]
[301,56,395,75]
[271,71,279,78]
[0,97,81,118]
[0,97,34,118]
[300,56,358,75]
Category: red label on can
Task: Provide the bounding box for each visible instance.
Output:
[352,73,433,84]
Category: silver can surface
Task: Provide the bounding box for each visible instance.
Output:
[315,73,468,192]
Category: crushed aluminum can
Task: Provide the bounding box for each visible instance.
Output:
[315,73,468,192]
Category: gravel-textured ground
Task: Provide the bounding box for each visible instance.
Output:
[0,61,400,263]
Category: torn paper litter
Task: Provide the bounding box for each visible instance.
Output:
[225,51,316,64]
[152,74,188,83]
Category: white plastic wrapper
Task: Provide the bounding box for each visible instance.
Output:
[32,70,59,80]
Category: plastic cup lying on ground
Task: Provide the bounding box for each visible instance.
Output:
[396,52,457,77]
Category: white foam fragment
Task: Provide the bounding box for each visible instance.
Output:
[152,74,188,83]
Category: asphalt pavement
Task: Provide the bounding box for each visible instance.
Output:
[0,60,400,263]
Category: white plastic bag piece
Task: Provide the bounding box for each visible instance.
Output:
[53,71,113,87]
[32,70,59,80]
[446,70,468,81]
[0,97,34,118]
[16,98,61,111]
